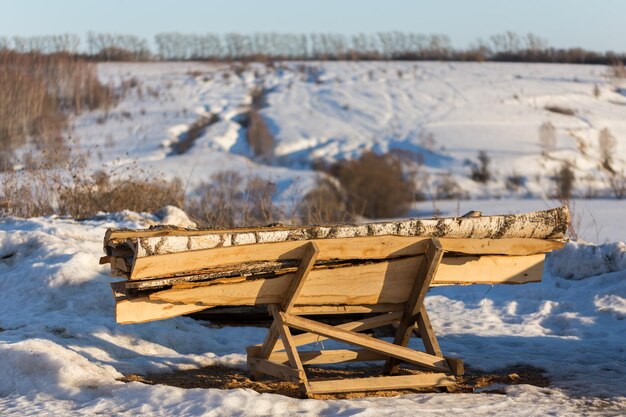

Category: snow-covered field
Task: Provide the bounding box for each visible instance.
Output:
[0,210,624,416]
[1,61,625,415]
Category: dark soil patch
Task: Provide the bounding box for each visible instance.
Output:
[544,105,576,116]
[170,113,218,155]
[120,364,549,400]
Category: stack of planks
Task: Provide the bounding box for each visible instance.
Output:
[102,206,569,325]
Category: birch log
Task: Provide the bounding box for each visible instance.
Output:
[105,206,569,259]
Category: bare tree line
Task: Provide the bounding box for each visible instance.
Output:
[153,32,456,60]
[1,31,625,64]
[86,32,151,61]
[0,34,80,54]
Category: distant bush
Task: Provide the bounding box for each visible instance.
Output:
[326,151,415,219]
[185,171,280,227]
[597,127,626,199]
[593,84,601,98]
[553,161,575,200]
[505,174,526,192]
[470,150,491,183]
[609,62,626,81]
[434,172,466,200]
[247,110,274,162]
[598,127,617,173]
[539,121,557,156]
[298,178,349,224]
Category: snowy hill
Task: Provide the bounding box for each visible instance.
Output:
[69,61,626,206]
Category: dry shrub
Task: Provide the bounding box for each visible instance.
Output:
[609,62,626,81]
[247,109,274,161]
[434,172,465,199]
[553,161,575,200]
[249,86,265,107]
[1,169,56,218]
[298,178,350,224]
[505,173,526,192]
[186,171,280,228]
[598,127,617,173]
[539,121,557,156]
[328,151,415,219]
[58,171,184,219]
[593,83,601,98]
[388,148,428,201]
[606,170,626,199]
[1,147,183,219]
[597,127,626,198]
[470,150,491,183]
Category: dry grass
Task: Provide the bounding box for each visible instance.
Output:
[1,147,183,219]
[0,51,116,170]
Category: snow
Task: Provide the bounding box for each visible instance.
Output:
[0,212,624,415]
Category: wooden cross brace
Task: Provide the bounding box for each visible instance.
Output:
[246,238,463,396]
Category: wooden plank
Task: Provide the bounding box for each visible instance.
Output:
[386,239,443,374]
[129,236,429,280]
[280,313,449,373]
[149,254,545,307]
[127,236,559,280]
[254,243,319,369]
[435,253,545,285]
[247,357,304,382]
[113,257,130,273]
[306,373,456,394]
[441,238,563,255]
[283,242,319,311]
[416,305,442,358]
[248,311,404,356]
[256,321,280,361]
[151,256,425,306]
[269,305,309,389]
[445,357,464,376]
[268,349,387,365]
[115,297,211,324]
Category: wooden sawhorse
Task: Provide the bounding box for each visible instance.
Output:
[246,238,463,397]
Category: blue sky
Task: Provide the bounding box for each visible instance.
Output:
[1,0,624,51]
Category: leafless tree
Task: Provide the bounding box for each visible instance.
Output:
[539,121,557,156]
